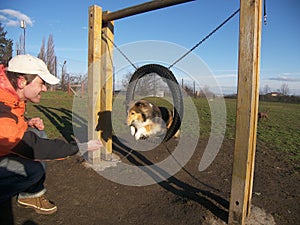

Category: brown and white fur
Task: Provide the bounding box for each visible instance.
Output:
[127,99,179,140]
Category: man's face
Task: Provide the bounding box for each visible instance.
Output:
[23,76,47,103]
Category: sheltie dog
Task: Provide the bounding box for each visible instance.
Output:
[127,99,179,140]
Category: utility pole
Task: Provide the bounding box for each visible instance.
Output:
[61,60,67,90]
[20,20,26,54]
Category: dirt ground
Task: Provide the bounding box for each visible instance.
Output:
[0,137,299,225]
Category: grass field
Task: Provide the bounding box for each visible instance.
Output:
[26,91,300,166]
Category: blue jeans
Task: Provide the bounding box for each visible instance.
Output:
[0,128,47,204]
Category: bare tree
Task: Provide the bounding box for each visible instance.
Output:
[46,34,56,76]
[38,37,46,62]
[61,60,67,90]
[121,72,132,90]
[183,84,194,96]
[122,72,168,97]
[16,35,23,55]
[262,84,271,95]
[279,83,290,96]
[202,85,215,99]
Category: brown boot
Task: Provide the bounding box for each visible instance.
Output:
[17,194,57,215]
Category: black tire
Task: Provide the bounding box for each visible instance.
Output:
[125,64,183,142]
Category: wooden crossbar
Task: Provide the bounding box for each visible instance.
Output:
[102,0,195,22]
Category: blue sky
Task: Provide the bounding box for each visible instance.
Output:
[1,0,299,95]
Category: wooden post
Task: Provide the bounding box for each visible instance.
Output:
[87,5,103,163]
[88,5,114,163]
[68,83,70,95]
[228,0,262,224]
[100,18,114,160]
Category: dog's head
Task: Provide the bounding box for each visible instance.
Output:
[127,100,155,126]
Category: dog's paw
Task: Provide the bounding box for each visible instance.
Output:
[130,125,136,136]
[135,127,148,140]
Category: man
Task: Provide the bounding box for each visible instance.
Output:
[0,54,102,214]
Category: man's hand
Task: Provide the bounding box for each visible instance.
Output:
[77,139,103,156]
[87,139,103,151]
[27,118,44,130]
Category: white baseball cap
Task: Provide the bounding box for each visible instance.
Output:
[7,54,60,85]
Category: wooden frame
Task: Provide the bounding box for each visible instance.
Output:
[228,0,262,224]
[87,0,194,162]
[87,0,262,224]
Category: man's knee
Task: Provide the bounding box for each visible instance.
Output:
[0,156,46,199]
[6,156,45,183]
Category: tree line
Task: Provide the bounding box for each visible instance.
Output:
[0,23,13,66]
[1,23,298,99]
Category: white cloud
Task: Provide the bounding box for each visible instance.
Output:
[214,74,237,79]
[269,75,300,82]
[0,15,7,21]
[0,9,33,27]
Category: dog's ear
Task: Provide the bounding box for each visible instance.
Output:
[135,101,146,108]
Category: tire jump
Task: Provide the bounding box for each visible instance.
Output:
[125,64,184,142]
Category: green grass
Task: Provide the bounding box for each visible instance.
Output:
[256,101,300,161]
[217,99,300,163]
[26,91,74,139]
[26,91,300,164]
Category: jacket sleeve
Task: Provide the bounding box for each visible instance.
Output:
[0,102,28,152]
[11,131,79,160]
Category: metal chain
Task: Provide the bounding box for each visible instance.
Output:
[264,0,267,25]
[168,8,240,69]
[102,8,240,71]
[101,31,138,70]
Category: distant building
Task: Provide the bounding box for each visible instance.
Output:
[265,92,283,97]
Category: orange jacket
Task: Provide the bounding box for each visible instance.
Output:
[0,65,28,157]
[0,65,80,160]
